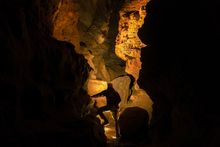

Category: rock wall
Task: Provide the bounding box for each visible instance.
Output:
[139,0,220,146]
[114,0,153,123]
[115,0,148,80]
[0,0,106,146]
[51,0,153,141]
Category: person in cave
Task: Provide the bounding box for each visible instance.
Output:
[127,74,135,102]
[92,83,121,126]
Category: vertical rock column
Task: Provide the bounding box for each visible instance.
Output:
[115,0,147,80]
[115,0,153,121]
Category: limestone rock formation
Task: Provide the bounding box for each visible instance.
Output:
[115,0,148,80]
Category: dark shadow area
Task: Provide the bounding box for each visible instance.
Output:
[138,0,220,146]
[119,107,149,144]
[0,0,106,146]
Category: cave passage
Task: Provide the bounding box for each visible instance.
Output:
[51,0,153,141]
[84,0,153,141]
[2,0,219,146]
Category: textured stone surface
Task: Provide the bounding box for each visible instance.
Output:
[111,76,130,110]
[115,0,148,80]
[114,0,153,123]
[87,79,107,96]
[52,0,80,52]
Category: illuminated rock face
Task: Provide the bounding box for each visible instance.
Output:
[115,0,147,80]
[52,0,124,83]
[51,0,153,139]
[52,0,80,53]
[115,0,153,120]
[52,0,79,53]
[87,79,107,96]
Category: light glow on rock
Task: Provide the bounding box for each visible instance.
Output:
[115,0,148,80]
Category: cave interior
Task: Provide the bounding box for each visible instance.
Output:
[0,0,220,146]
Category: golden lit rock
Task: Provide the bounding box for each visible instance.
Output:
[52,0,80,53]
[92,96,107,108]
[111,76,130,110]
[115,0,147,80]
[115,0,153,123]
[87,79,107,96]
[125,58,142,80]
[51,0,153,140]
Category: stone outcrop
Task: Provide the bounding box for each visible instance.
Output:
[0,0,106,146]
[115,0,148,80]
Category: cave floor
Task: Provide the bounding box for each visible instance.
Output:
[104,111,135,147]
